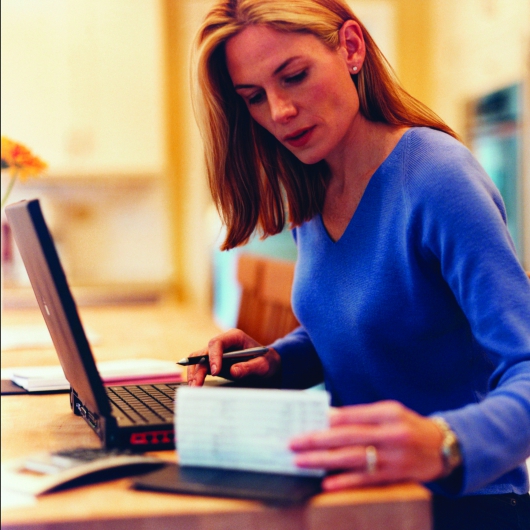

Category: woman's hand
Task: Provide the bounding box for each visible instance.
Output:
[186,328,281,386]
[289,400,446,491]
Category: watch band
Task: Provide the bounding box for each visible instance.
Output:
[431,416,463,477]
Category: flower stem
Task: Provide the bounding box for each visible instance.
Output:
[1,173,18,209]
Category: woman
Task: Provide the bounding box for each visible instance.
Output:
[187,1,530,528]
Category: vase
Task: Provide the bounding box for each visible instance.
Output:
[0,208,14,315]
[1,214,6,315]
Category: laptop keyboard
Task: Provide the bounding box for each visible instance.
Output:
[106,383,181,424]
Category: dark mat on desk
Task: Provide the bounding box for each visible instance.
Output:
[1,379,69,395]
[133,463,322,505]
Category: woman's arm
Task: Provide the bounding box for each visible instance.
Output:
[412,145,530,494]
[186,325,323,388]
[270,326,324,389]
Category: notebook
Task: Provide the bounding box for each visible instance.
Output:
[133,463,322,505]
[5,199,180,451]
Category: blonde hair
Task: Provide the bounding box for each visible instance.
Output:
[194,0,457,250]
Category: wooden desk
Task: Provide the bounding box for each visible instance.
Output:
[1,302,432,530]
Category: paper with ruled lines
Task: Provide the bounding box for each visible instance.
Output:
[176,387,330,476]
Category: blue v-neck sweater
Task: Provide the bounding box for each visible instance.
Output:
[272,127,530,496]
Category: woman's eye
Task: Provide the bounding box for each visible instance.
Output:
[248,92,265,105]
[285,71,307,84]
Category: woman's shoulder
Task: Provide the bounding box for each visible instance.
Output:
[402,127,471,167]
[400,127,498,199]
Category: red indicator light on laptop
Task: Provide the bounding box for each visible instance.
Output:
[130,430,175,445]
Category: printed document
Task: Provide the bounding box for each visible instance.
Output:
[176,386,330,476]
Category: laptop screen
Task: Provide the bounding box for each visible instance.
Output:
[5,199,111,417]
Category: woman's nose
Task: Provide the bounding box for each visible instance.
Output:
[269,92,297,123]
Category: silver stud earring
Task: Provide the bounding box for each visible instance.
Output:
[352,65,358,73]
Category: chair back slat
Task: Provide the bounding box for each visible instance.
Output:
[236,253,299,345]
[236,254,264,338]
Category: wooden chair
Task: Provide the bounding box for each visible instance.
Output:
[236,253,299,345]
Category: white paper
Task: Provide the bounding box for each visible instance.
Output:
[8,364,69,390]
[4,359,182,391]
[176,387,330,476]
[0,485,36,510]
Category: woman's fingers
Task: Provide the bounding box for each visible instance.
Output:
[294,443,419,488]
[290,401,446,485]
[290,422,401,451]
[294,446,368,470]
[185,348,208,386]
[329,400,409,426]
[186,329,281,385]
[229,349,280,378]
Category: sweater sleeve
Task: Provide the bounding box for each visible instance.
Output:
[406,137,530,495]
[270,326,324,390]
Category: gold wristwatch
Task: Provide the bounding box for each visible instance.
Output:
[431,416,462,477]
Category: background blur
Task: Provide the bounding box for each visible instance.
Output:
[2,0,529,324]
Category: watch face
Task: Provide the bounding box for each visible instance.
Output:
[432,417,462,475]
[443,431,462,472]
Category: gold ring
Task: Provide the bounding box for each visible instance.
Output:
[365,445,377,475]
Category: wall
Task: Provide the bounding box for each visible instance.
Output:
[430,0,530,135]
[1,0,175,299]
[1,0,167,174]
[162,0,218,309]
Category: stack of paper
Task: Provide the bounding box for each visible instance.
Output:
[6,359,182,392]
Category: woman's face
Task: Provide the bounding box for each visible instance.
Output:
[225,23,363,166]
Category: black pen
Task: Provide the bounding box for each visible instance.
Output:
[177,346,269,366]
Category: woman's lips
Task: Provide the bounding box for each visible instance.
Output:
[283,126,315,148]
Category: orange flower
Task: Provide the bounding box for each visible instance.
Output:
[1,136,47,181]
[1,136,47,209]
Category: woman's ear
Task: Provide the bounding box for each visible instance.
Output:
[338,20,365,73]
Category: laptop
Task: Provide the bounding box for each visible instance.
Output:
[5,199,180,451]
[5,199,325,503]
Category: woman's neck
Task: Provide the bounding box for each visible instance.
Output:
[321,120,408,241]
[326,117,404,184]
